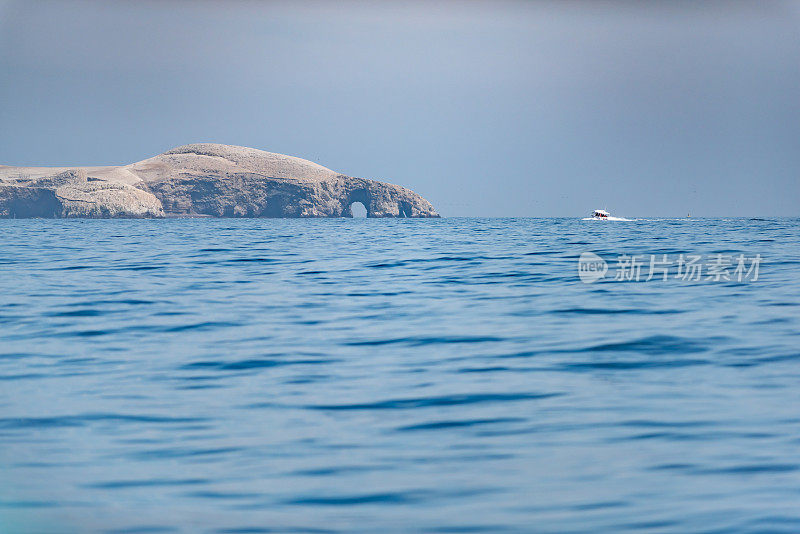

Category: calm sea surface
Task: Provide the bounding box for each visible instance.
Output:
[1,217,799,533]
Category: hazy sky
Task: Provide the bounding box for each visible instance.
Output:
[1,0,798,216]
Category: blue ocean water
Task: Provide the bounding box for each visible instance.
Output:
[0,217,798,533]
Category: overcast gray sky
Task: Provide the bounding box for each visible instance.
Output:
[1,0,798,216]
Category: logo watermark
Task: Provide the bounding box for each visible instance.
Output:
[578,252,608,283]
[578,253,761,284]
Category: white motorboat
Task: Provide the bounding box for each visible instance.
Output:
[582,209,631,221]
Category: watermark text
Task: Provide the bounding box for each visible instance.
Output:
[578,253,761,283]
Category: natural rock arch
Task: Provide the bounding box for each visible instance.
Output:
[342,188,371,218]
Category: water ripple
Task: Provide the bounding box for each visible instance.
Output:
[305,393,560,411]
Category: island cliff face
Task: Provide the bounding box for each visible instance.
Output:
[0,144,439,218]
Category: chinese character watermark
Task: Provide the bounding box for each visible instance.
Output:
[578,253,761,284]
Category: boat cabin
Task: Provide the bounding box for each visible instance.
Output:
[593,209,610,218]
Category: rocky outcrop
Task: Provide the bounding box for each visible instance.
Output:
[0,169,163,218]
[0,144,439,218]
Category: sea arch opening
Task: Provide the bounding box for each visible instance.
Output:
[345,188,370,218]
[349,201,367,218]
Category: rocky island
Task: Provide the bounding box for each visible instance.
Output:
[0,144,439,218]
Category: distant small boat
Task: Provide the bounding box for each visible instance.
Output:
[582,209,631,221]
